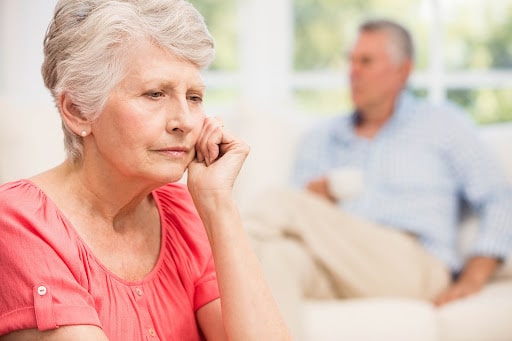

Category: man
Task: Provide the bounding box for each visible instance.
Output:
[245,19,512,340]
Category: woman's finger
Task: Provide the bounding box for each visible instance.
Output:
[196,117,224,165]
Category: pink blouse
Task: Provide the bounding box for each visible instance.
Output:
[0,180,219,340]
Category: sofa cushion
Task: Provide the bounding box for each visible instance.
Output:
[302,298,439,341]
[438,280,512,341]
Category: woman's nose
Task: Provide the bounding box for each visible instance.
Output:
[166,98,194,133]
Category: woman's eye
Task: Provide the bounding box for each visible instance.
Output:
[188,95,203,103]
[147,91,164,99]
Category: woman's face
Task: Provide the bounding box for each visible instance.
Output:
[88,41,206,184]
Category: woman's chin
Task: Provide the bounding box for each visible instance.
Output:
[163,172,187,184]
[147,166,187,185]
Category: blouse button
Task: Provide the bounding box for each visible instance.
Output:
[37,285,47,296]
[135,287,143,296]
[148,328,156,337]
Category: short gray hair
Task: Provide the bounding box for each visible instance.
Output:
[42,0,215,162]
[359,19,414,64]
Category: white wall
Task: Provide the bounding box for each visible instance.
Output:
[0,0,63,183]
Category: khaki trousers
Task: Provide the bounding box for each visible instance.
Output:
[244,188,451,341]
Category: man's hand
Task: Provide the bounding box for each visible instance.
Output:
[306,177,337,203]
[434,256,500,306]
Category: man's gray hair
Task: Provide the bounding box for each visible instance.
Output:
[359,19,414,64]
[42,0,215,162]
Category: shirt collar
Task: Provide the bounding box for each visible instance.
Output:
[389,90,416,127]
[335,90,415,143]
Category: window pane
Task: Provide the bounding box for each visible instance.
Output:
[189,0,238,71]
[293,88,351,116]
[448,88,512,124]
[443,1,512,70]
[203,87,241,114]
[437,0,512,124]
[189,0,238,111]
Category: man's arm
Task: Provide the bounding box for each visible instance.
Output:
[434,256,500,306]
[436,110,512,306]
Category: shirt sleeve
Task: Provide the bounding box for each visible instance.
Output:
[0,183,101,336]
[444,111,512,260]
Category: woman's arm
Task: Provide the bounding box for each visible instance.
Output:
[197,299,226,340]
[188,117,292,341]
[0,325,109,341]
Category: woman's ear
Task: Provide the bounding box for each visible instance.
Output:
[60,93,90,136]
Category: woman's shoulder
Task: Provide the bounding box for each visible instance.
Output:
[0,179,73,237]
[1,178,35,191]
[0,178,83,269]
[0,179,48,211]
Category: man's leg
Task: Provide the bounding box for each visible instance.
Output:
[245,188,450,298]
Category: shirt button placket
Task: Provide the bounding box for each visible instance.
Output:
[132,286,160,340]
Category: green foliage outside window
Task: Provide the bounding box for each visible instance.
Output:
[441,2,512,124]
[449,89,512,125]
[189,0,238,71]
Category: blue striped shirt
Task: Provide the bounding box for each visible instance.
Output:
[292,91,512,271]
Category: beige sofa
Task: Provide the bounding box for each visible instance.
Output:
[227,103,512,341]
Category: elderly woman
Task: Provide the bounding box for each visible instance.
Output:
[0,1,291,340]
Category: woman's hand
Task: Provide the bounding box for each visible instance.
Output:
[187,116,250,201]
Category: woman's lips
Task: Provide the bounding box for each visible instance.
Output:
[155,147,190,158]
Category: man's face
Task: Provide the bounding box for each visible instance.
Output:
[348,31,409,113]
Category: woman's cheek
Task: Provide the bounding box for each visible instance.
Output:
[192,113,206,142]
